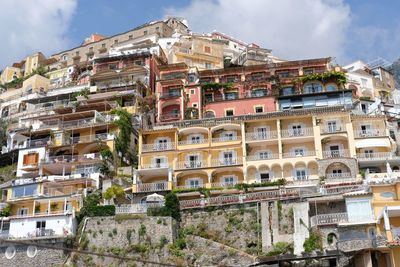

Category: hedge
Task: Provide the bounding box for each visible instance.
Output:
[88,205,116,216]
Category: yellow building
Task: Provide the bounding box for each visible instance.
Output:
[169,34,225,70]
[0,66,22,85]
[134,106,394,197]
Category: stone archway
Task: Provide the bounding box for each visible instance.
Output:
[317,158,358,178]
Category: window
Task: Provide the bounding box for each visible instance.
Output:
[295,169,307,180]
[23,153,39,166]
[260,173,270,182]
[167,87,180,97]
[144,30,148,35]
[226,76,238,83]
[361,78,368,87]
[361,125,372,135]
[192,103,198,108]
[326,84,338,92]
[327,121,337,132]
[281,87,294,96]
[153,157,166,168]
[222,152,234,165]
[17,208,29,216]
[225,91,238,100]
[255,127,269,138]
[114,39,118,44]
[188,179,201,189]
[190,89,195,95]
[102,43,106,48]
[189,134,202,144]
[204,46,211,53]
[205,62,212,69]
[188,74,196,83]
[188,155,200,168]
[226,109,234,117]
[155,26,160,31]
[129,35,133,39]
[364,150,374,158]
[291,124,303,136]
[255,106,263,113]
[361,103,367,113]
[294,148,305,156]
[134,60,143,66]
[62,54,68,61]
[251,88,267,97]
[329,145,340,157]
[259,151,270,159]
[75,51,79,56]
[156,138,170,150]
[304,83,323,94]
[223,131,236,141]
[390,130,396,141]
[223,176,236,186]
[109,64,118,70]
[204,110,215,118]
[303,68,314,75]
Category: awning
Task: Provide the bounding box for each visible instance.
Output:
[355,138,391,148]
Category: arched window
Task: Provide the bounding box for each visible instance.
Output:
[204,110,215,118]
[326,84,338,92]
[304,82,323,94]
[327,233,337,245]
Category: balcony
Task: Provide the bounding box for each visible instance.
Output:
[212,135,240,143]
[320,124,345,134]
[27,137,51,148]
[41,153,101,165]
[175,160,208,170]
[322,149,350,159]
[209,181,239,188]
[246,154,279,161]
[142,142,175,152]
[178,139,208,146]
[159,92,182,100]
[136,182,169,193]
[245,131,278,141]
[357,152,397,161]
[325,173,356,183]
[204,91,271,104]
[160,113,181,121]
[210,157,243,167]
[141,163,170,169]
[281,128,313,138]
[63,118,96,129]
[282,151,316,158]
[287,178,319,186]
[115,203,164,214]
[354,129,386,138]
[310,212,348,227]
[70,133,109,144]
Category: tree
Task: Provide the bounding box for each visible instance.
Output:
[103,185,125,201]
[0,118,8,148]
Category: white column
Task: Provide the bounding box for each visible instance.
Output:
[32,200,36,216]
[47,199,51,214]
[208,173,212,184]
[133,170,138,184]
[168,168,173,182]
[383,207,391,231]
[64,197,67,212]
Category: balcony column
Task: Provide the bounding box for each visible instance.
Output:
[383,207,391,231]
[256,170,261,183]
[168,168,173,182]
[243,169,247,183]
[64,197,67,212]
[277,120,282,159]
[346,120,357,157]
[208,173,212,183]
[313,116,323,158]
[157,94,161,122]
[32,200,36,216]
[241,122,247,168]
[48,199,51,214]
[133,170,138,184]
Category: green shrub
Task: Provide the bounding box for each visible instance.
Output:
[126,229,133,244]
[267,242,293,256]
[147,192,180,221]
[112,228,118,235]
[303,230,323,252]
[138,224,146,238]
[159,235,169,248]
[127,244,148,254]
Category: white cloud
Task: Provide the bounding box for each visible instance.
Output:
[0,0,77,68]
[165,0,351,62]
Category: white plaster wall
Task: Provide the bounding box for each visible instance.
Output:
[9,215,74,238]
[16,147,46,177]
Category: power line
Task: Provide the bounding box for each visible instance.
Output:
[0,238,178,267]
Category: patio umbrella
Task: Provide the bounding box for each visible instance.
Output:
[146,193,165,203]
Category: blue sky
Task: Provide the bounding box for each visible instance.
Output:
[1,0,400,68]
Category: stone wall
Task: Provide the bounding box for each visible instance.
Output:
[180,204,260,254]
[0,238,69,267]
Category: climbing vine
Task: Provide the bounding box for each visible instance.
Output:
[297,71,347,88]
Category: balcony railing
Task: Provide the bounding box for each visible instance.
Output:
[27,138,51,148]
[320,124,344,134]
[287,178,318,186]
[246,154,279,161]
[322,149,350,159]
[159,92,182,99]
[245,131,278,141]
[282,151,316,158]
[204,91,272,104]
[357,152,396,161]
[160,113,181,121]
[310,212,348,227]
[41,153,101,164]
[71,134,109,144]
[326,172,352,179]
[136,182,169,193]
[141,163,170,169]
[175,160,208,170]
[178,139,208,146]
[212,135,240,142]
[142,142,175,152]
[115,203,164,214]
[210,157,243,167]
[281,128,313,138]
[209,181,239,188]
[63,118,96,129]
[354,129,386,138]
